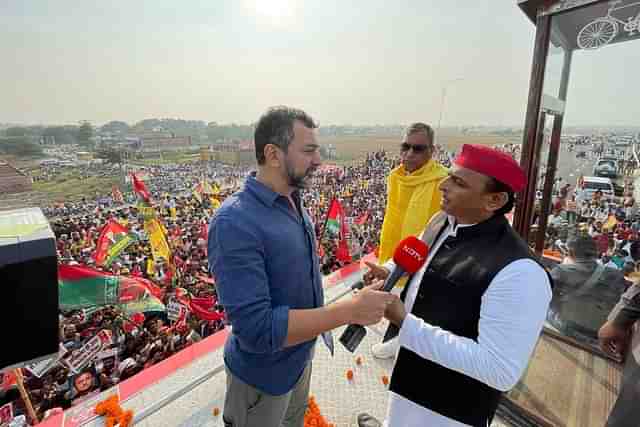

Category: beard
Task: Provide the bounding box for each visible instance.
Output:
[285,159,316,189]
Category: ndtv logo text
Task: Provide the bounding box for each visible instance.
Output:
[401,245,425,262]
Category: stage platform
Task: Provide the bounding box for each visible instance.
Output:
[76,277,511,427]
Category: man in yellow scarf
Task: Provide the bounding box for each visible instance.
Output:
[370,122,448,359]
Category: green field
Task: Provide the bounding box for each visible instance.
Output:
[32,172,123,202]
[25,133,518,204]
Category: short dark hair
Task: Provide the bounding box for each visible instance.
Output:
[567,235,598,259]
[484,177,515,216]
[254,106,317,165]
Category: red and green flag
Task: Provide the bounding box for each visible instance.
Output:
[59,264,120,309]
[322,198,351,262]
[58,264,164,310]
[323,198,346,237]
[92,220,137,267]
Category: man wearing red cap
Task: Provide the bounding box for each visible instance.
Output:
[358,144,552,427]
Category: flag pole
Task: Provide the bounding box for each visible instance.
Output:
[14,368,39,425]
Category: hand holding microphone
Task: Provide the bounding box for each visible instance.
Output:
[339,236,429,352]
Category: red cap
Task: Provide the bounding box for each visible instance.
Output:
[454,144,526,192]
[392,236,429,274]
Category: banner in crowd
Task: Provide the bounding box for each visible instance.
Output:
[0,402,13,426]
[59,265,164,310]
[92,220,137,267]
[144,218,171,262]
[137,204,157,221]
[131,173,152,203]
[167,299,187,322]
[24,344,68,378]
[111,186,124,204]
[62,330,112,374]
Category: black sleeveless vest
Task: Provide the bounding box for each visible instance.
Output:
[389,214,547,427]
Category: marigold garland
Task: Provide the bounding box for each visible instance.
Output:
[94,395,134,427]
[304,396,334,427]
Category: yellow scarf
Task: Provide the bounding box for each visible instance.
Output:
[378,160,448,263]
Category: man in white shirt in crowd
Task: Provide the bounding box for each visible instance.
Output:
[358,144,552,427]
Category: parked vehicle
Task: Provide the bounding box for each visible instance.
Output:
[593,158,618,178]
[579,176,615,200]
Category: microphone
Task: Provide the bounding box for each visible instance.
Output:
[339,236,429,353]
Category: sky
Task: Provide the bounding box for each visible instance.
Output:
[1,0,639,127]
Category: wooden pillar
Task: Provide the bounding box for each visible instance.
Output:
[513,12,551,239]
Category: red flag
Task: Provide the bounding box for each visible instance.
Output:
[92,220,136,266]
[336,238,352,263]
[355,211,369,226]
[119,275,164,302]
[132,173,152,202]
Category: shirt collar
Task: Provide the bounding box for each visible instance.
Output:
[447,214,477,237]
[245,172,299,208]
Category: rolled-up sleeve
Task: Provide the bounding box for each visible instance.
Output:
[208,215,289,354]
[609,284,640,328]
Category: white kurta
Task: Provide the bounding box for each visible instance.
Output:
[382,217,552,427]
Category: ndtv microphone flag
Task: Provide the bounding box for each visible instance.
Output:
[391,236,429,277]
[93,220,137,267]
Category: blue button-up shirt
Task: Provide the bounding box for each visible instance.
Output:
[208,173,324,395]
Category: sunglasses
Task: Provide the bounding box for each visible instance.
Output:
[400,143,430,153]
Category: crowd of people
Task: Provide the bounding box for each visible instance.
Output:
[1,147,423,425]
[2,131,638,426]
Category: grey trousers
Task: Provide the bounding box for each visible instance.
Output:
[222,363,312,427]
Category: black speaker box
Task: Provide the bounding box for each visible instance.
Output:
[0,208,59,373]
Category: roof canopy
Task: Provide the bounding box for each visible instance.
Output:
[518,0,640,50]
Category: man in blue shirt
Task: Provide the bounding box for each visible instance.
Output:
[209,106,394,427]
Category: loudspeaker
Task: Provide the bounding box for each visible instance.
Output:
[0,208,59,373]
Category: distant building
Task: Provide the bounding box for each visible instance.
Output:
[0,161,32,194]
[139,135,192,152]
[208,140,254,165]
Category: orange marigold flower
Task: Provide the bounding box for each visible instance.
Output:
[120,409,134,427]
[381,375,389,385]
[346,369,354,380]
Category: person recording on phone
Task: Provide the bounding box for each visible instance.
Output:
[208,106,395,427]
[358,145,552,427]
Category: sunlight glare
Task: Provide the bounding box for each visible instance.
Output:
[247,0,295,26]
